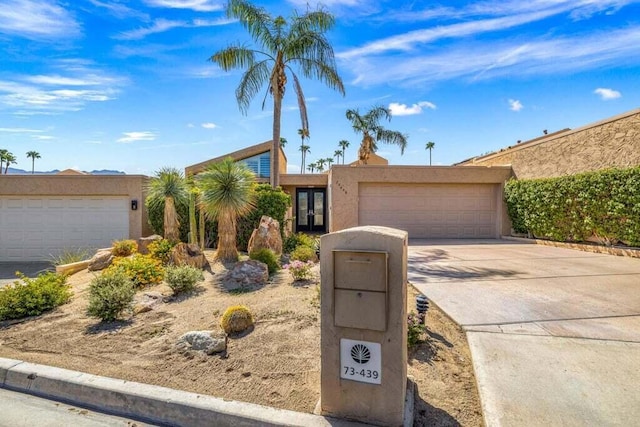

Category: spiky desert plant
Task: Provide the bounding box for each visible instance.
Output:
[220,305,254,334]
[146,167,189,242]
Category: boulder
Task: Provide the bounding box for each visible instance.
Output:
[176,331,227,355]
[247,216,282,255]
[133,292,166,314]
[228,260,268,286]
[138,234,163,255]
[171,243,206,269]
[88,249,114,271]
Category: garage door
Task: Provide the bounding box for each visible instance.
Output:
[0,196,129,262]
[358,183,498,238]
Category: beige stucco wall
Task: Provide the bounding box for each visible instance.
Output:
[462,108,640,179]
[329,165,513,236]
[0,175,151,239]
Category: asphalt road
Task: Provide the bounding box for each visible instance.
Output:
[0,262,52,287]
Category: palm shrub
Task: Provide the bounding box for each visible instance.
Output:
[108,254,164,288]
[249,248,279,274]
[87,269,135,321]
[0,272,72,321]
[165,265,204,295]
[146,167,189,242]
[210,0,345,187]
[197,158,256,262]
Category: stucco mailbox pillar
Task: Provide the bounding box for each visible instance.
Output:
[319,226,408,426]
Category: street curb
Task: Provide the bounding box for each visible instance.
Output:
[0,357,371,427]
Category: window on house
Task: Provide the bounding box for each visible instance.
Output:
[240,152,270,178]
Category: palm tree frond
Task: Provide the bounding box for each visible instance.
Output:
[146,167,189,204]
[376,129,408,154]
[291,72,309,131]
[226,0,276,49]
[236,60,272,113]
[210,45,256,71]
[197,158,256,221]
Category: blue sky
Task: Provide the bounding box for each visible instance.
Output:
[1,0,639,174]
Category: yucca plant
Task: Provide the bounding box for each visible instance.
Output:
[146,167,189,242]
[197,158,256,262]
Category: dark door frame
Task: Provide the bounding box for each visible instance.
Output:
[295,188,326,233]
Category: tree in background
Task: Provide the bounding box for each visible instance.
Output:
[298,128,310,173]
[316,158,326,172]
[210,0,344,188]
[325,157,334,169]
[197,158,256,262]
[3,151,16,174]
[333,149,342,164]
[299,144,310,174]
[307,162,316,173]
[338,139,349,164]
[146,167,189,242]
[279,137,287,148]
[425,141,435,166]
[26,151,41,174]
[345,106,407,165]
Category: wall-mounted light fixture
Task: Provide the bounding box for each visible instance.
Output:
[131,200,138,211]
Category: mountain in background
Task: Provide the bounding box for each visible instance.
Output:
[3,167,126,175]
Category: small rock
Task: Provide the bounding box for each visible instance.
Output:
[247,216,282,255]
[171,243,207,269]
[177,331,227,355]
[228,260,268,286]
[88,249,114,271]
[133,292,165,314]
[137,235,163,255]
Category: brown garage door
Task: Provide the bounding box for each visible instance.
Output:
[358,183,498,238]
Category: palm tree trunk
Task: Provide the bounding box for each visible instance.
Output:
[429,149,432,166]
[32,159,35,174]
[164,196,180,242]
[216,211,238,262]
[271,89,282,188]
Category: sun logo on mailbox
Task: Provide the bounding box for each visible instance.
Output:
[350,344,371,364]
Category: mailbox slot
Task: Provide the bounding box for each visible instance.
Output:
[333,250,388,331]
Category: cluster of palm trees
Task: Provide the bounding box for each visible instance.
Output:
[146,160,256,263]
[0,150,41,174]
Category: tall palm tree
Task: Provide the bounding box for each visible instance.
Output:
[345,106,408,165]
[3,152,16,174]
[146,167,189,242]
[298,128,310,173]
[316,158,326,172]
[0,149,8,172]
[307,162,316,173]
[325,157,334,169]
[425,141,435,166]
[26,151,41,174]
[279,137,287,148]
[333,149,342,164]
[197,158,256,262]
[299,144,310,174]
[210,0,345,188]
[338,139,349,164]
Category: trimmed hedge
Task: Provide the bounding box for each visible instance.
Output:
[504,167,640,246]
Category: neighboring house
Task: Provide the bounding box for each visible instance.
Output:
[457,108,640,179]
[0,175,150,262]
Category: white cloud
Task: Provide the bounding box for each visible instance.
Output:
[117,131,156,143]
[201,122,217,129]
[0,0,81,40]
[115,18,186,40]
[508,99,523,111]
[187,123,195,128]
[389,101,436,116]
[32,134,55,140]
[594,87,621,100]
[192,18,235,27]
[143,0,223,12]
[0,127,43,133]
[88,0,149,20]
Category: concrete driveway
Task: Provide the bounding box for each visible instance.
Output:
[0,262,52,287]
[408,239,640,427]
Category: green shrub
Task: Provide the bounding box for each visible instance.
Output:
[108,254,164,288]
[220,305,254,334]
[249,248,280,274]
[290,245,317,262]
[0,272,72,321]
[146,194,190,242]
[165,265,204,294]
[504,167,640,246]
[407,312,426,348]
[49,247,90,266]
[237,184,291,251]
[112,239,138,257]
[283,232,316,254]
[87,269,135,321]
[148,238,176,265]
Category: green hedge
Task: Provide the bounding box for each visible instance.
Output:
[504,167,640,246]
[145,195,190,242]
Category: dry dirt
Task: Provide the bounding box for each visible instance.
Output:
[0,251,482,426]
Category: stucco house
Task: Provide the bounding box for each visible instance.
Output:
[1,107,637,262]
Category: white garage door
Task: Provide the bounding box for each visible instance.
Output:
[359,183,498,238]
[0,196,129,262]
